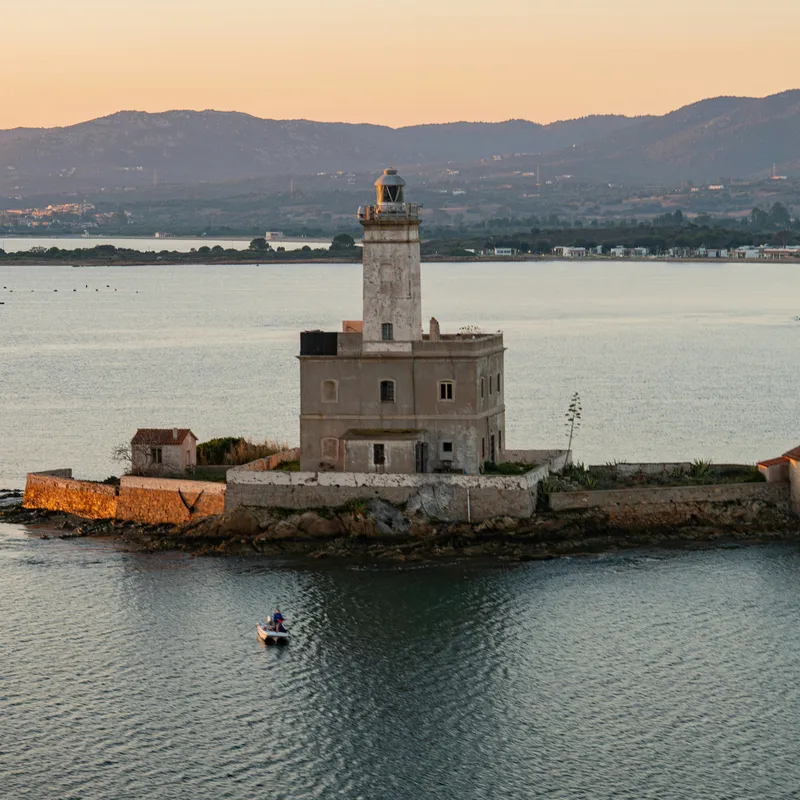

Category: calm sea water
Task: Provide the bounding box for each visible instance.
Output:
[1,260,799,488]
[3,524,800,799]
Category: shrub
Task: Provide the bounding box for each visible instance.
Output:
[197,437,289,466]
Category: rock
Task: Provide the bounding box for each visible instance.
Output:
[366,498,411,536]
[265,520,301,540]
[406,483,455,520]
[297,511,343,538]
[217,507,260,537]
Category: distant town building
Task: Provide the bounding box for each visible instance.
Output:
[299,169,506,474]
[554,246,587,258]
[493,247,515,257]
[131,428,197,475]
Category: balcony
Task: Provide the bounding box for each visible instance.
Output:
[358,202,422,222]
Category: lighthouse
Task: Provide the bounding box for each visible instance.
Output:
[358,168,422,351]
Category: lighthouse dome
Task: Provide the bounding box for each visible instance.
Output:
[375,168,405,205]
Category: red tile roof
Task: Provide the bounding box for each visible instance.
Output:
[758,457,788,467]
[783,446,800,461]
[131,428,196,446]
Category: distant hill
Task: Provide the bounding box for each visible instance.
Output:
[0,111,640,193]
[536,90,800,183]
[0,91,797,193]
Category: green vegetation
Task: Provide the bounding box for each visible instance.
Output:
[422,203,800,256]
[565,392,582,454]
[0,243,358,266]
[330,233,356,250]
[558,462,765,491]
[197,437,289,466]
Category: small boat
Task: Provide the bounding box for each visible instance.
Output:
[256,617,289,645]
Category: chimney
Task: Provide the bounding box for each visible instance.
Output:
[429,317,440,341]
[173,428,178,441]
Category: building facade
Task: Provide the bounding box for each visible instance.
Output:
[299,169,505,475]
[131,428,197,475]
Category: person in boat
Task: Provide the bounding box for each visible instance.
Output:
[272,608,285,633]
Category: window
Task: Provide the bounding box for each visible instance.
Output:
[373,443,386,466]
[489,375,493,395]
[481,437,486,459]
[439,381,454,401]
[498,430,502,454]
[480,377,485,398]
[381,322,394,341]
[380,380,395,403]
[442,442,453,454]
[497,373,501,393]
[321,379,338,403]
[151,447,163,464]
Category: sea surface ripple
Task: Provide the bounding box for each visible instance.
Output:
[3,525,800,799]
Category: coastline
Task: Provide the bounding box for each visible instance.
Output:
[1,254,797,267]
[3,500,797,563]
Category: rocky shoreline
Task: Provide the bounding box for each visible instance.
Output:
[2,496,799,563]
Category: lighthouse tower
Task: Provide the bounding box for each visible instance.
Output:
[358,169,422,352]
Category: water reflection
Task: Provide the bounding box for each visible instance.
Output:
[4,525,800,798]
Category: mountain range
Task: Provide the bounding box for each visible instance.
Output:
[0,91,797,194]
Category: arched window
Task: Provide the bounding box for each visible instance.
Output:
[380,380,395,403]
[321,437,339,464]
[496,373,501,393]
[480,377,485,399]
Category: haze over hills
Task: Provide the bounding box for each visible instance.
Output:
[536,90,800,183]
[0,91,797,195]
[0,112,640,194]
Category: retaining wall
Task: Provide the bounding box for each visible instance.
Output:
[116,476,225,524]
[236,448,301,472]
[504,449,571,470]
[550,482,793,527]
[23,471,225,525]
[23,473,118,520]
[226,462,553,521]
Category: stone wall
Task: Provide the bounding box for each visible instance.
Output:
[116,476,225,524]
[550,482,793,527]
[237,449,301,472]
[226,462,553,521]
[23,472,225,525]
[23,473,118,520]
[504,449,570,469]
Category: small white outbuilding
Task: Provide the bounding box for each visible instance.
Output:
[131,428,197,475]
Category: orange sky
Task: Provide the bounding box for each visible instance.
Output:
[2,0,798,129]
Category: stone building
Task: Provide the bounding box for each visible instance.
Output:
[131,428,197,475]
[758,445,800,515]
[299,169,506,474]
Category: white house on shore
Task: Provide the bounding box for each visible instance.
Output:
[131,428,197,475]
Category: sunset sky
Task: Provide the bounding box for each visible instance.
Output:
[2,0,798,129]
